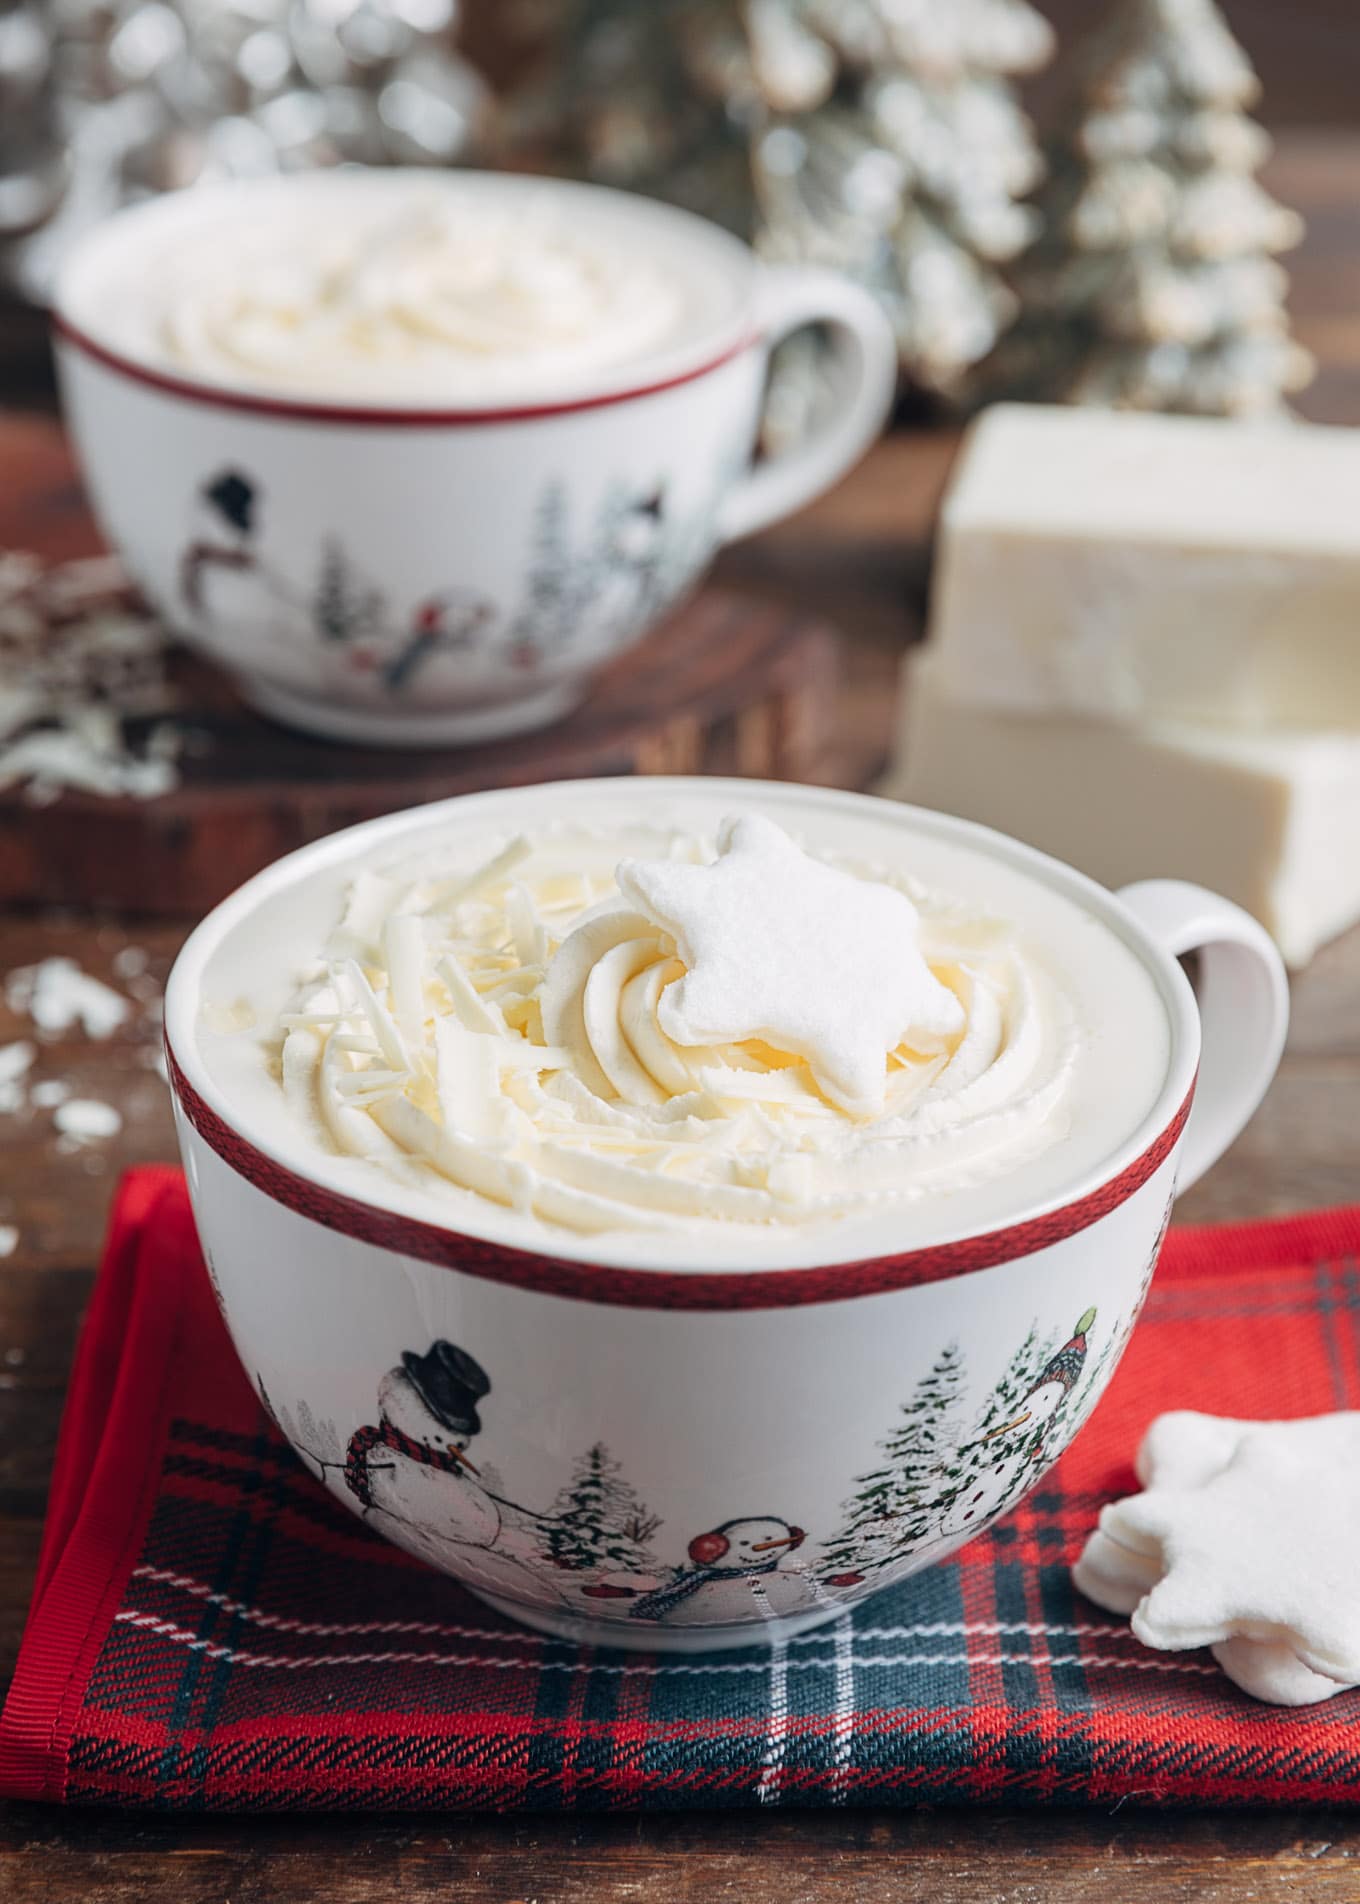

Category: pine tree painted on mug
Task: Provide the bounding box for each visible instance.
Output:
[587,481,671,638]
[820,1342,965,1585]
[936,1309,1098,1543]
[545,1442,662,1574]
[281,1395,346,1483]
[504,482,576,669]
[311,536,383,646]
[929,1322,1049,1535]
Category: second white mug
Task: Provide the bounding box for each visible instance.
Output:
[53,170,899,747]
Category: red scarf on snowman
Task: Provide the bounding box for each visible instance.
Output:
[344,1421,471,1510]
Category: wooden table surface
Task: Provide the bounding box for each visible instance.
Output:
[3,130,1360,1901]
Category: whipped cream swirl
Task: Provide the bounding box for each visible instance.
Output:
[277,826,1079,1237]
[156,193,684,398]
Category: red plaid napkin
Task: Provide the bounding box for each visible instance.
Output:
[3,1169,1360,1813]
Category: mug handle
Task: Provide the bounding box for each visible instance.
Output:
[1117,881,1289,1193]
[716,264,899,544]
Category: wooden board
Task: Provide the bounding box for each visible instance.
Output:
[0,587,840,916]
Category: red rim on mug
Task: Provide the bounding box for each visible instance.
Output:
[51,312,761,429]
[168,1044,1194,1314]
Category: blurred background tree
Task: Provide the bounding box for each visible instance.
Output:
[0,0,1338,415]
[981,0,1314,414]
[512,0,1056,418]
[0,0,489,303]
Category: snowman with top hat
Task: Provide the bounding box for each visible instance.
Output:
[180,472,304,651]
[612,1515,825,1628]
[939,1308,1097,1544]
[345,1340,565,1610]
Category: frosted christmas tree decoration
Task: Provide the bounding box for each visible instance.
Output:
[1075,1411,1360,1705]
[617,814,964,1116]
[516,0,1054,406]
[987,0,1312,416]
[1,0,490,304]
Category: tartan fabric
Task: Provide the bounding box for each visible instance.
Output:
[3,1170,1360,1813]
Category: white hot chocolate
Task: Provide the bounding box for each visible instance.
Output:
[78,173,739,403]
[195,794,1174,1262]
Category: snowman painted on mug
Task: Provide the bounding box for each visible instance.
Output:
[344,1340,566,1610]
[179,464,499,697]
[576,1515,826,1627]
[938,1309,1097,1543]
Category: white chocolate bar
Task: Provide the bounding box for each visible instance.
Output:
[930,404,1360,730]
[890,655,1360,967]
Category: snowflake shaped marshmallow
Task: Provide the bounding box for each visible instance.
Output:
[1074,1411,1360,1706]
[616,813,964,1116]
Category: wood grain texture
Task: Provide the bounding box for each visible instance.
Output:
[3,125,1360,1904]
[3,1805,1360,1904]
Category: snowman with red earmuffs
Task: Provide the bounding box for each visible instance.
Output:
[374,589,495,694]
[595,1516,824,1628]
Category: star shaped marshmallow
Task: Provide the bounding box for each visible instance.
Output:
[1074,1410,1360,1706]
[615,813,964,1117]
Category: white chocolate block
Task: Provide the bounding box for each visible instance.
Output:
[890,656,1360,967]
[931,404,1360,730]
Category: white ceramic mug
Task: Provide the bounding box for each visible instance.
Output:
[52,172,898,747]
[163,780,1288,1653]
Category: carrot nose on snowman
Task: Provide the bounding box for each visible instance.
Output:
[750,1534,799,1552]
[982,1311,1095,1442]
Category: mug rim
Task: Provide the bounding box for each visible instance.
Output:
[51,169,761,428]
[164,777,1201,1307]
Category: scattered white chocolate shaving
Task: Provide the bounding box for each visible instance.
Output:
[6,958,131,1039]
[0,552,183,804]
[53,1097,123,1142]
[0,1041,35,1113]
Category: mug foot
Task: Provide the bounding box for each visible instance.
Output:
[468,1587,849,1654]
[244,678,583,748]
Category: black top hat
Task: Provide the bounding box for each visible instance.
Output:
[400,1341,491,1437]
[203,469,256,535]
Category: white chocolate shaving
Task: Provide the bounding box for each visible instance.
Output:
[435,953,502,1035]
[382,915,426,1053]
[340,960,409,1073]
